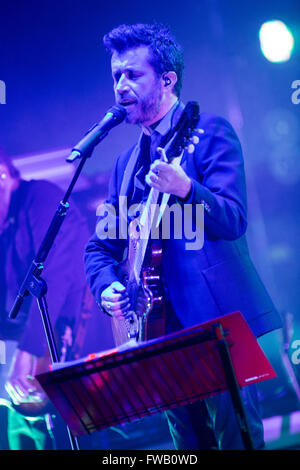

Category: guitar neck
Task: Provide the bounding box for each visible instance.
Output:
[130,186,160,283]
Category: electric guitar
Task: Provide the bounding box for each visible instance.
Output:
[111,101,200,346]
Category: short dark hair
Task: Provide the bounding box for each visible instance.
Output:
[103,23,184,97]
[0,147,20,179]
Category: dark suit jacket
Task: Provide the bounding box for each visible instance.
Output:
[84,111,282,337]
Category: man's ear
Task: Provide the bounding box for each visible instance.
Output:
[162,72,177,91]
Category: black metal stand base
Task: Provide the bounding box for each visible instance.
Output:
[36,290,80,450]
[214,323,255,450]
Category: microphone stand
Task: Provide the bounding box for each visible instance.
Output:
[8,133,105,450]
[9,151,94,450]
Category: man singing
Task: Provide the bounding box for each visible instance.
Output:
[84,23,282,450]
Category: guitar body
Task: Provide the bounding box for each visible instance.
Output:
[141,241,166,340]
[112,220,166,346]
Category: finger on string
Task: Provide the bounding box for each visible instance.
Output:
[111,281,127,293]
[109,298,131,311]
[102,291,129,302]
[157,147,168,162]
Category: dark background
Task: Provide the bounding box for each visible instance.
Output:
[0,0,299,449]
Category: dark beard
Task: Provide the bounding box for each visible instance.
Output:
[126,81,162,125]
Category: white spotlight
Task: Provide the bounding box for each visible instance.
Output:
[259,20,295,63]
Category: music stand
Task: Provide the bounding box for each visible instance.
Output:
[36,312,277,450]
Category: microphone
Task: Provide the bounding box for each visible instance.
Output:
[67,104,127,162]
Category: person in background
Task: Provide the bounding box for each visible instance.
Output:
[0,148,91,449]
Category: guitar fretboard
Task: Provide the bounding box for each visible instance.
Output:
[132,185,160,283]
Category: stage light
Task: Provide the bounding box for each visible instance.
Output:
[259,20,294,62]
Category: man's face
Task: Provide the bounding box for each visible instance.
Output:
[111,46,164,126]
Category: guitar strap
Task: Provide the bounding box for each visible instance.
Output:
[119,133,143,229]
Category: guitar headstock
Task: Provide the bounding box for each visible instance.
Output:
[164,101,200,162]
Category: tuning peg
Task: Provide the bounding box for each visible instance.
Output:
[191,135,200,144]
[187,143,195,154]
